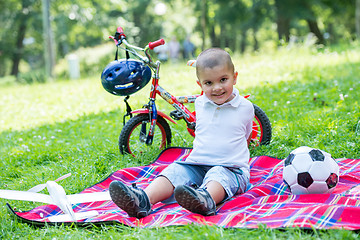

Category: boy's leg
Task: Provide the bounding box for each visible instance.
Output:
[157,162,207,204]
[203,180,226,204]
[173,180,225,215]
[174,185,216,216]
[109,162,202,218]
[174,180,225,216]
[109,181,152,218]
[202,166,249,201]
[174,167,227,216]
[174,166,249,216]
[144,176,174,204]
[109,177,174,218]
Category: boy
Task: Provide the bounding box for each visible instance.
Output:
[109,48,254,218]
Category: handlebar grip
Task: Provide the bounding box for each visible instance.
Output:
[148,39,165,50]
[116,26,126,39]
[117,26,124,33]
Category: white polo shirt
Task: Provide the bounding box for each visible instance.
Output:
[181,88,254,172]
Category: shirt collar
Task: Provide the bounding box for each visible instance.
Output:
[200,88,242,108]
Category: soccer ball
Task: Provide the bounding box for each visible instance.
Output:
[283,146,339,194]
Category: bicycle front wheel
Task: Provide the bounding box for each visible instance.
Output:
[119,114,172,157]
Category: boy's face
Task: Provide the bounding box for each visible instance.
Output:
[197,65,238,105]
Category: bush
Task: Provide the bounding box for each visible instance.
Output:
[17,70,47,84]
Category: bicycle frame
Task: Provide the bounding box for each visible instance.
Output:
[135,73,199,145]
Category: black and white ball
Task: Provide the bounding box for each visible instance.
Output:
[283,146,339,194]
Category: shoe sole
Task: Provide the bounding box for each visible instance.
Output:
[174,185,215,216]
[109,181,148,218]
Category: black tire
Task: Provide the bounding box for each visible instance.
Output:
[119,114,172,156]
[251,104,272,146]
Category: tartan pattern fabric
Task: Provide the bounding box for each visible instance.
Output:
[8,147,360,229]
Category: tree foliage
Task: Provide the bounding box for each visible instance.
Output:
[0,0,358,79]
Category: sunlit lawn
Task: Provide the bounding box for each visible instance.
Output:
[0,43,359,239]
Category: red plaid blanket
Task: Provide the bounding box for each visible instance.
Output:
[7,147,360,229]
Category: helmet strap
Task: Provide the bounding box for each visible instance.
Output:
[126,48,130,60]
[115,46,130,60]
[115,46,119,60]
[123,96,133,125]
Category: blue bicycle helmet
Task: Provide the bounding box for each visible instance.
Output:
[101,59,152,96]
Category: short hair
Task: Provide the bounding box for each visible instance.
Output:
[196,48,234,78]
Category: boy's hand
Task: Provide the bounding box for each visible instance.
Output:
[247,134,252,146]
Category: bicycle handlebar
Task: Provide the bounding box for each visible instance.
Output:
[109,26,165,68]
[110,26,165,50]
[148,39,165,50]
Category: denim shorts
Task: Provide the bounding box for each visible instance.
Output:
[159,162,250,204]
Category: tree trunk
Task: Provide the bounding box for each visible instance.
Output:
[240,29,247,53]
[231,28,237,52]
[220,23,226,49]
[253,28,259,51]
[209,24,216,47]
[276,17,290,43]
[306,19,324,44]
[10,0,33,78]
[326,23,335,44]
[201,0,207,50]
[10,15,27,77]
[356,0,360,38]
[275,0,290,43]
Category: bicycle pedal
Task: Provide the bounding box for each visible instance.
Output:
[170,110,183,120]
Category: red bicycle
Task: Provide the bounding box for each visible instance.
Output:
[103,27,272,157]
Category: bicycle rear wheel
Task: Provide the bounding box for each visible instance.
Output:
[251,104,272,147]
[119,114,172,157]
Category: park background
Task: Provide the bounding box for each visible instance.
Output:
[0,0,359,81]
[0,0,360,239]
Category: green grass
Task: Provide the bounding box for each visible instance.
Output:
[0,43,360,239]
